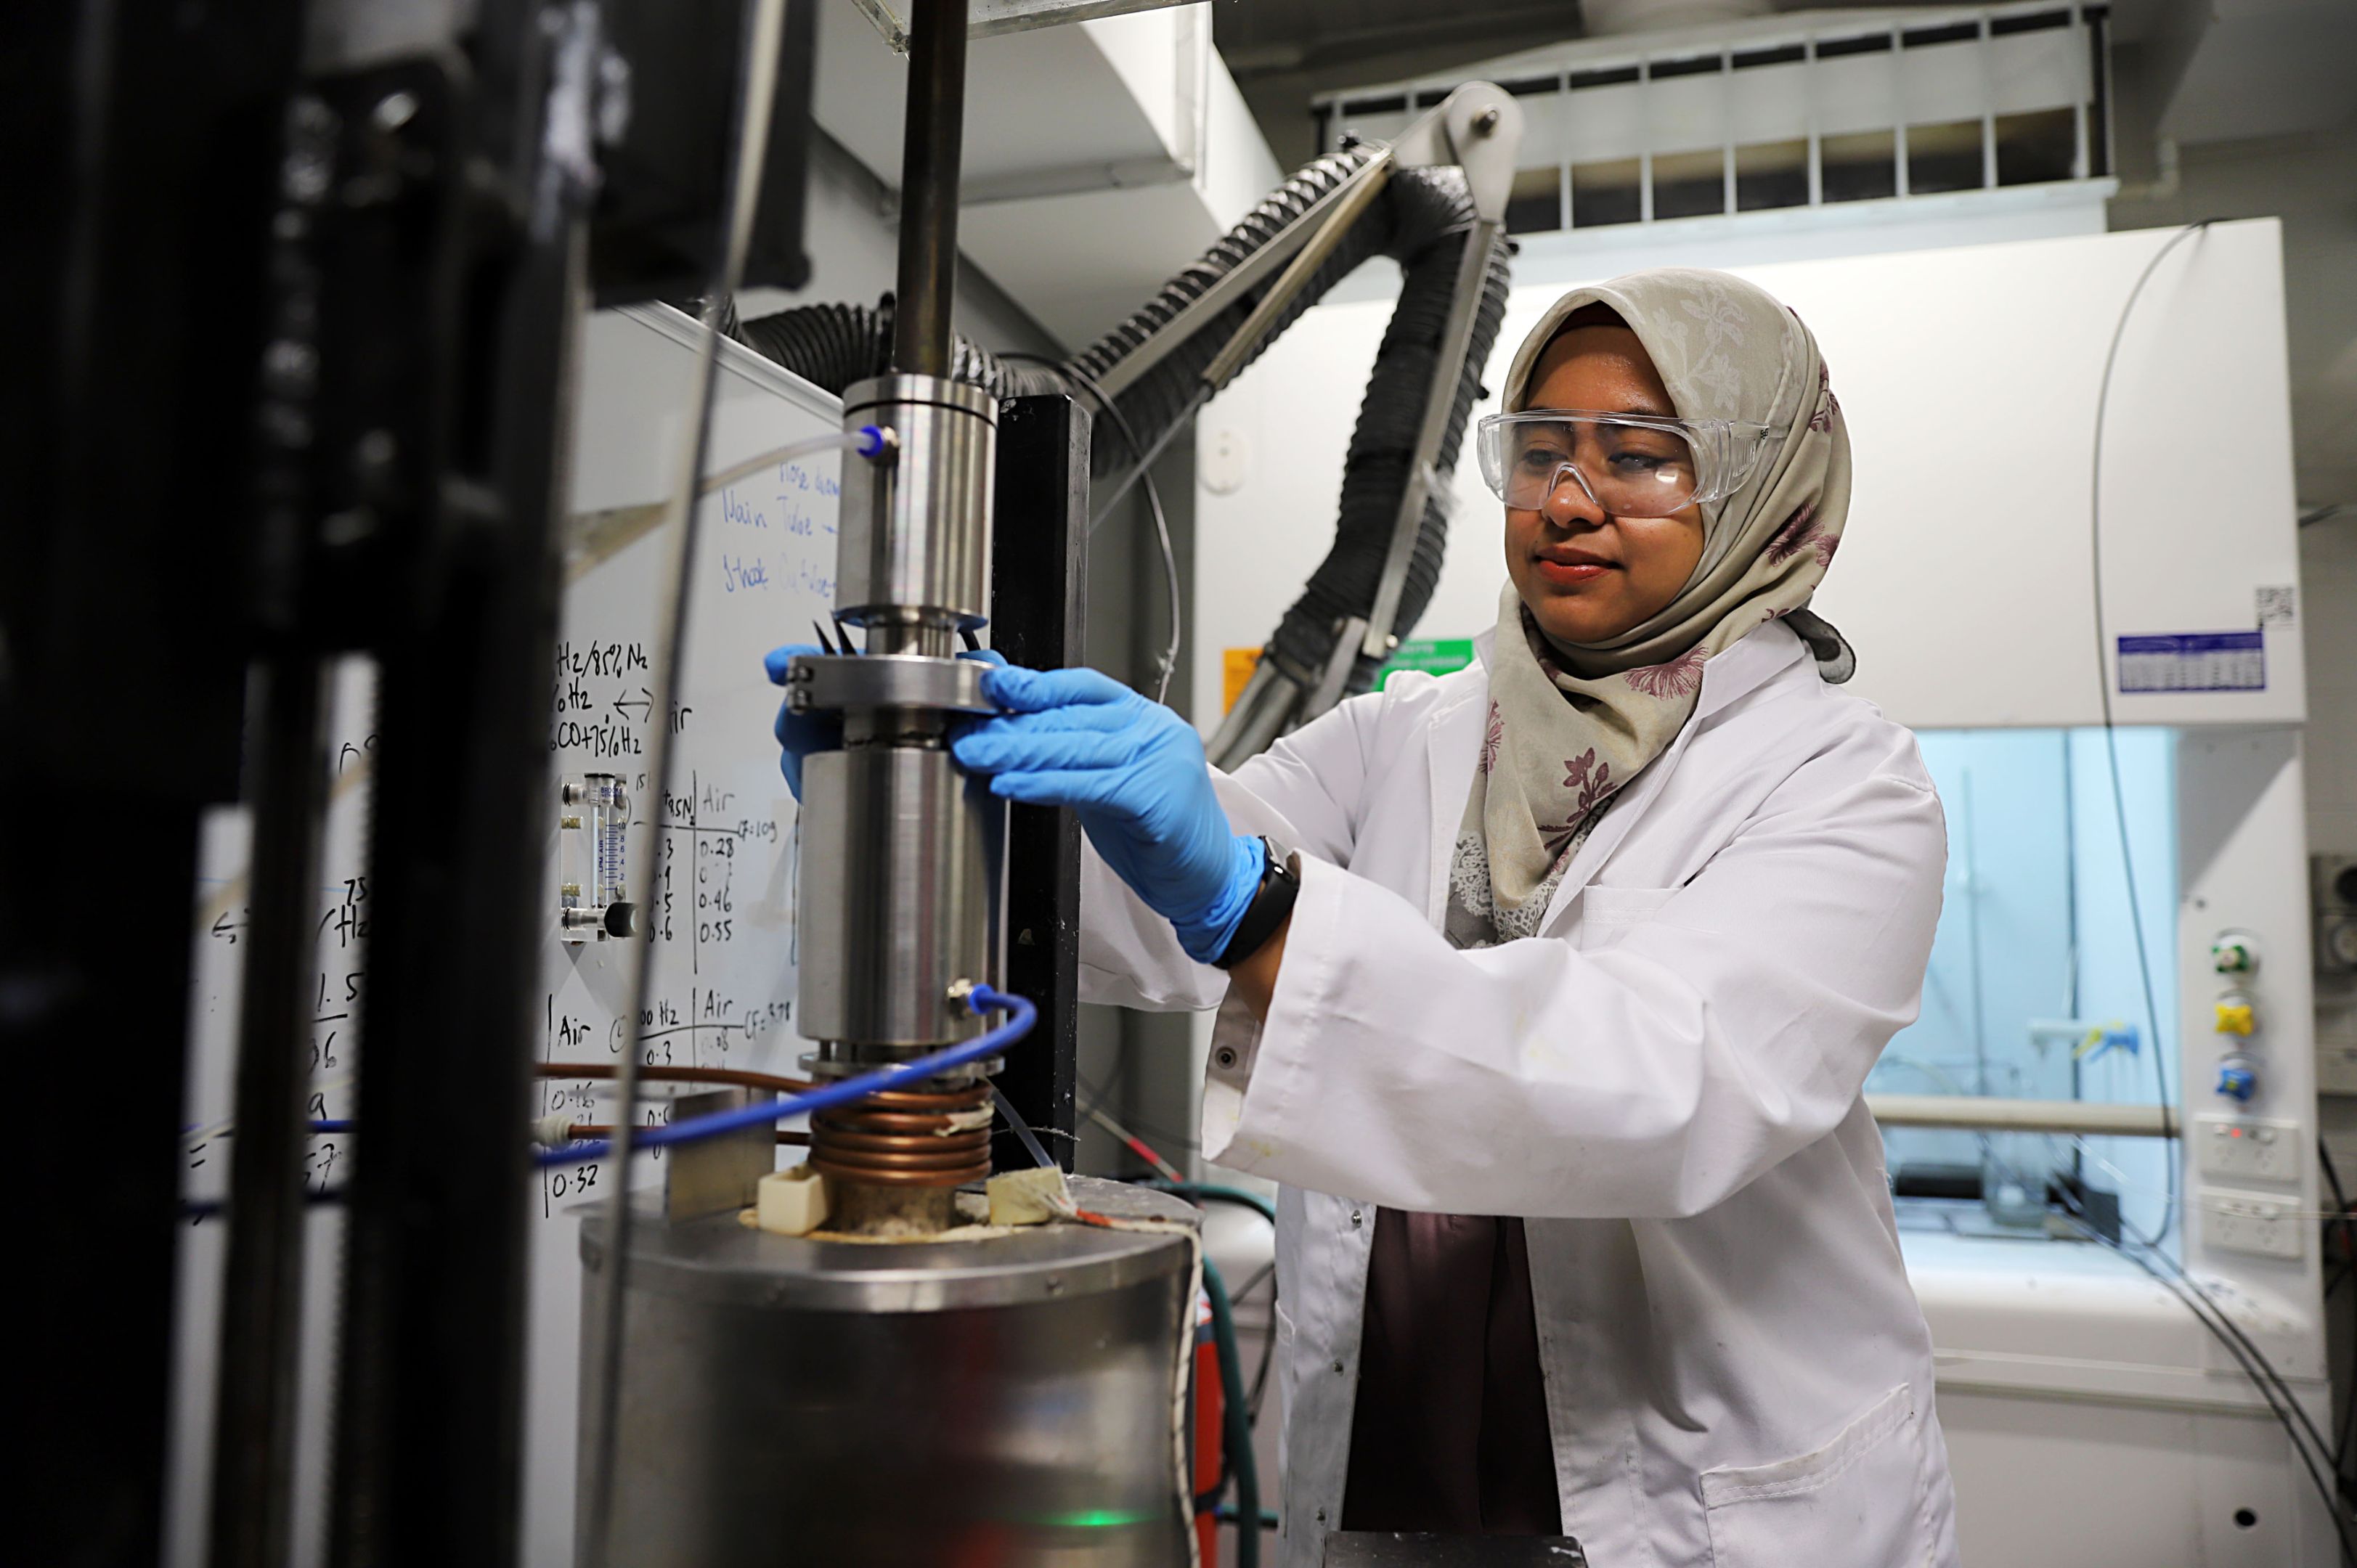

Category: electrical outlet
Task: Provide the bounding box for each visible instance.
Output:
[2201,1188,2303,1261]
[2194,1114,2303,1183]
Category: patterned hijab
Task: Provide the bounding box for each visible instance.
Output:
[1446,268,1854,947]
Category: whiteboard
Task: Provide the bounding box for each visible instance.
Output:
[168,304,844,1567]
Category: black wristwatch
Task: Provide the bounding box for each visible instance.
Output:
[1214,837,1300,970]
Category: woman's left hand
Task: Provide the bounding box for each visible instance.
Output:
[952,663,1263,965]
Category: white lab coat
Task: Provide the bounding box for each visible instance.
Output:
[1079,620,1963,1568]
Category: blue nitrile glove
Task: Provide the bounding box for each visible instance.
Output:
[950,664,1263,965]
[765,642,1006,800]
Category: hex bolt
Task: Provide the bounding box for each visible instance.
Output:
[1473,106,1502,136]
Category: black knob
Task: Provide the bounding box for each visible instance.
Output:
[604,902,639,939]
[2335,862,2357,909]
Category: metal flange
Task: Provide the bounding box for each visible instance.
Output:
[783,653,997,714]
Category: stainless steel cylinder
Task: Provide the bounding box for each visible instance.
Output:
[578,1180,1197,1567]
[797,743,1004,1049]
[837,373,996,630]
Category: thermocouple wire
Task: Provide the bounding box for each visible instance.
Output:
[580,2,792,1563]
[996,352,1182,705]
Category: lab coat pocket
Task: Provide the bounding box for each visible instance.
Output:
[1699,1384,1930,1568]
[1574,885,1678,950]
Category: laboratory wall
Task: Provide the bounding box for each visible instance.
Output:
[1192,219,2305,736]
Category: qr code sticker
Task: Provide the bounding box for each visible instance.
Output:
[2256,586,2297,625]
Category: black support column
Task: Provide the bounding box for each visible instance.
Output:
[988,394,1091,1171]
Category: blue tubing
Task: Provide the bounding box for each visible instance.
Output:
[536,985,1038,1169]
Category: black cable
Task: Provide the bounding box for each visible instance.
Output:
[1088,382,1206,534]
[2087,219,2212,1249]
[2320,1140,2357,1494]
[2077,1217,2354,1561]
[2080,232,2347,1545]
[2053,1165,2339,1482]
[2051,1179,2351,1559]
[997,351,1183,705]
[2320,1139,2356,1279]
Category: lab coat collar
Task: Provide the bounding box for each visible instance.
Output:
[1427,621,1813,932]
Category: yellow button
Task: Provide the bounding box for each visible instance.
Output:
[2214,1003,2255,1037]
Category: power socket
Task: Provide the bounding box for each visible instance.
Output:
[2194,1114,2303,1183]
[2201,1188,2303,1261]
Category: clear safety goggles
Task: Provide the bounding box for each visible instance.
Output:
[1475,410,1782,518]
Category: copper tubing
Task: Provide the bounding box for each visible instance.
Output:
[537,1061,812,1095]
[567,1124,810,1146]
[808,1082,992,1188]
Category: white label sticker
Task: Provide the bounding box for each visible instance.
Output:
[2118,632,2265,693]
[2256,585,2297,626]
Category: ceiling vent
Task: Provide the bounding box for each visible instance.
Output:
[1315,2,2110,237]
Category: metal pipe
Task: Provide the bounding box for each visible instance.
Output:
[1865,1094,2174,1137]
[1199,150,1393,394]
[892,0,970,375]
[1357,216,1497,664]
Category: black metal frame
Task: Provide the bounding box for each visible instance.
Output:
[12,2,304,1561]
[988,394,1093,1172]
[17,0,818,1560]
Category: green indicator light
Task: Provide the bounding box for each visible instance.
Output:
[1019,1507,1161,1530]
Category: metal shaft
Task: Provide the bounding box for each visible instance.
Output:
[892,0,969,375]
[890,0,966,377]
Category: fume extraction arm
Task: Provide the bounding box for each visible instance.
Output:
[738,85,1526,767]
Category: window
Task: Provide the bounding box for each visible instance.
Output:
[1650,149,1726,220]
[1505,166,1563,234]
[1735,139,1810,211]
[1876,727,2178,1244]
[1995,107,2080,186]
[1822,129,1898,203]
[1570,158,1642,228]
[1907,119,1986,195]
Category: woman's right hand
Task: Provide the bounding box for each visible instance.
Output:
[951,663,1263,965]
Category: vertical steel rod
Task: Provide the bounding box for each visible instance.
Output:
[208,655,331,1568]
[892,0,969,375]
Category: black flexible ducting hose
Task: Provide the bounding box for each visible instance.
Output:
[735,143,1510,706]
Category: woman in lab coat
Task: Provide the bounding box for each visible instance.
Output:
[775,268,1960,1567]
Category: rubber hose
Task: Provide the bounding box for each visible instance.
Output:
[1202,1256,1261,1568]
[733,147,1386,446]
[1266,190,1510,694]
[733,301,1067,402]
